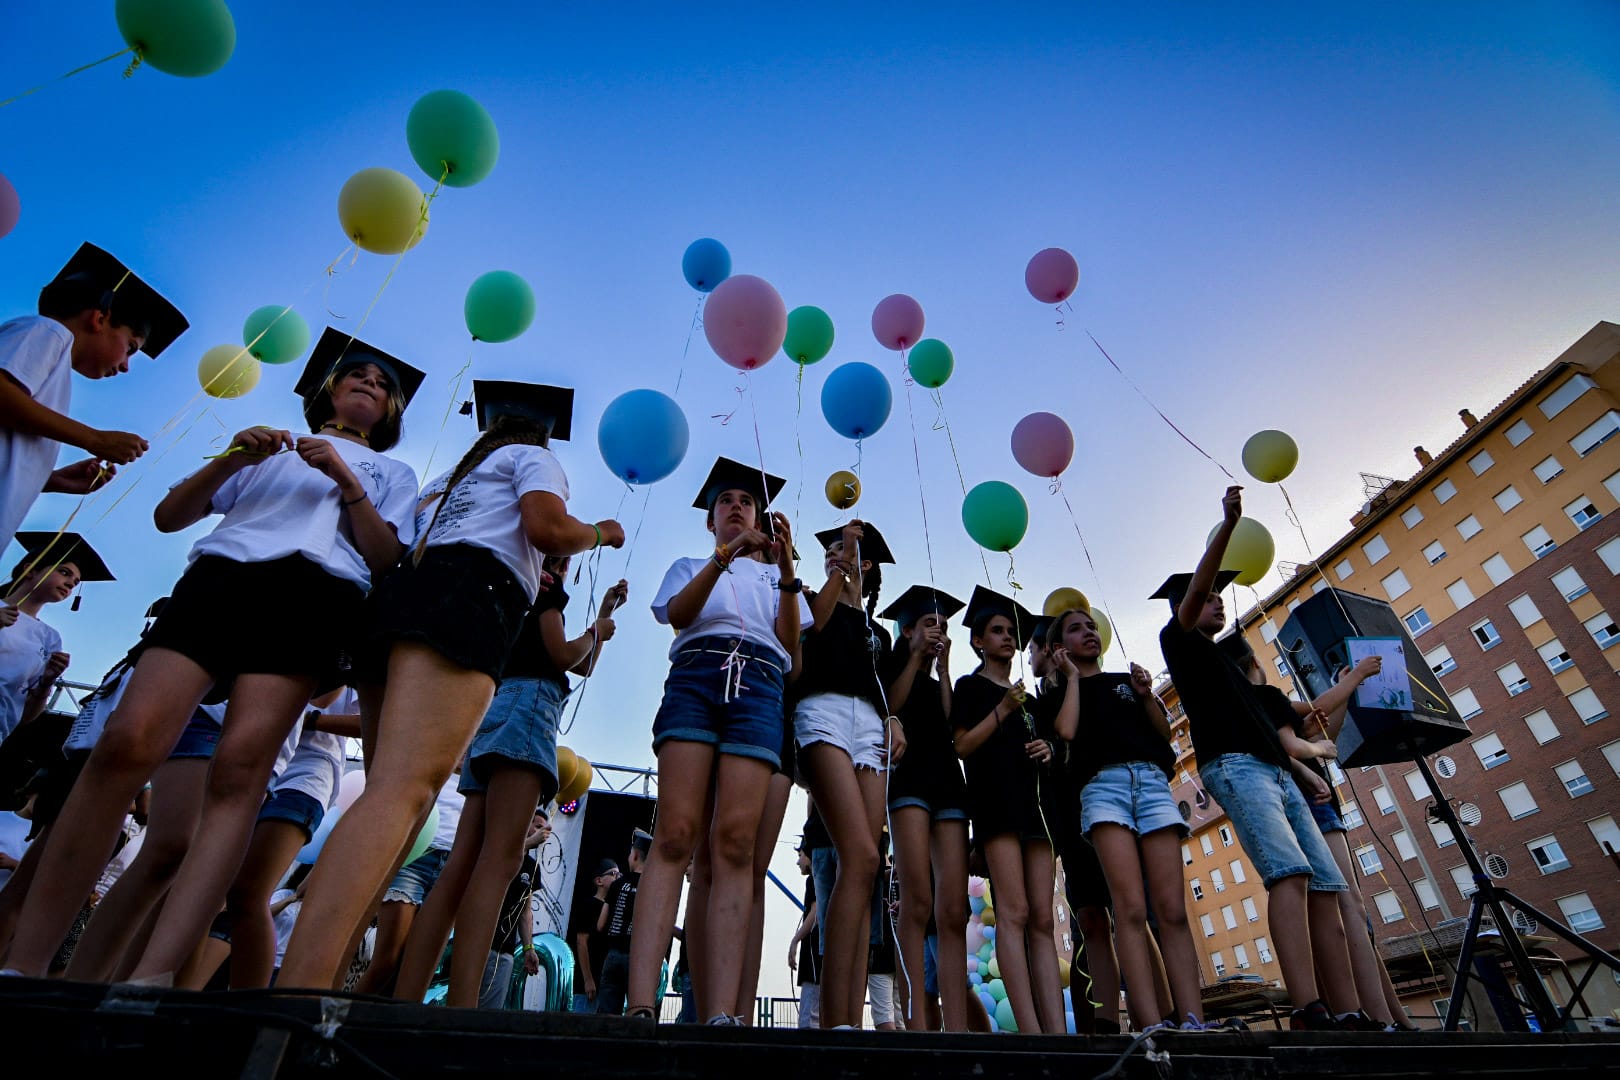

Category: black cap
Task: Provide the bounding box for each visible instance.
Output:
[813,522,894,565]
[961,585,1038,649]
[877,585,964,626]
[45,243,189,358]
[1149,569,1241,609]
[144,597,170,620]
[630,828,654,854]
[593,858,620,877]
[693,456,787,512]
[1030,615,1055,647]
[296,328,426,413]
[11,532,114,583]
[1216,632,1256,666]
[471,380,574,440]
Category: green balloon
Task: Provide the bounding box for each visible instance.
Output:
[407,90,500,187]
[987,978,1007,1002]
[783,305,835,365]
[464,271,536,343]
[242,305,310,366]
[962,481,1029,552]
[995,996,1018,1032]
[907,338,954,388]
[402,805,440,866]
[116,0,236,77]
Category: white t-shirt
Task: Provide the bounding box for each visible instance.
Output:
[431,778,465,852]
[271,888,302,967]
[0,610,63,742]
[96,814,144,896]
[63,665,133,752]
[651,556,812,665]
[184,434,419,589]
[415,444,569,603]
[0,809,31,891]
[0,316,73,544]
[270,726,346,809]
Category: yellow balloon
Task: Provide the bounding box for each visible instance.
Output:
[825,469,861,510]
[559,759,594,804]
[198,344,260,398]
[980,906,996,927]
[1043,587,1089,618]
[1092,609,1114,656]
[1242,429,1299,484]
[338,167,430,254]
[1207,517,1276,587]
[554,746,579,795]
[1057,956,1072,989]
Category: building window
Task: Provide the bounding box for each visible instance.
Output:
[1472,732,1510,769]
[1471,619,1503,648]
[1273,655,1290,679]
[1569,687,1608,725]
[1498,781,1539,820]
[1583,611,1620,650]
[1497,662,1530,697]
[1260,619,1279,643]
[1587,816,1620,858]
[1394,830,1417,860]
[1600,538,1620,575]
[1523,525,1558,558]
[1493,486,1523,513]
[1423,540,1448,565]
[1355,844,1383,875]
[1414,878,1441,910]
[1373,890,1404,924]
[1373,785,1395,814]
[1382,569,1412,601]
[1401,506,1424,529]
[1404,608,1433,636]
[1570,410,1620,457]
[1607,470,1620,504]
[1451,864,1479,899]
[1523,709,1560,745]
[1311,579,1328,594]
[1340,800,1363,829]
[1505,419,1533,446]
[1538,639,1574,674]
[1534,455,1565,484]
[1456,515,1484,541]
[1233,943,1251,970]
[1450,686,1483,720]
[1482,554,1513,586]
[1604,741,1620,778]
[1424,643,1456,677]
[1528,835,1571,875]
[1506,595,1543,628]
[1556,893,1603,932]
[1429,819,1457,848]
[1201,833,1214,857]
[1334,558,1354,581]
[1446,579,1476,609]
[1362,535,1391,565]
[1211,869,1225,893]
[1229,860,1246,883]
[1256,936,1273,963]
[1403,770,1428,800]
[1211,951,1225,977]
[1242,896,1259,922]
[1551,566,1589,601]
[1565,497,1602,530]
[1555,759,1594,798]
[1434,479,1458,504]
[1191,878,1203,901]
[1182,843,1193,866]
[1200,913,1215,937]
[1539,373,1595,419]
[1468,450,1495,476]
[1222,905,1237,930]
[1218,825,1234,847]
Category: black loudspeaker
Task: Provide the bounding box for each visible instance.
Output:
[1276,587,1470,767]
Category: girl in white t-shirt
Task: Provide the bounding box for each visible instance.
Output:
[279,381,623,991]
[0,537,86,745]
[6,333,423,980]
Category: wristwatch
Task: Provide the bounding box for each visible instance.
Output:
[777,577,803,594]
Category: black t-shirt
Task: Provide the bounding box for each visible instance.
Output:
[794,598,893,713]
[796,879,821,987]
[802,805,832,852]
[494,854,538,952]
[1256,683,1341,813]
[602,870,640,952]
[954,672,1050,838]
[500,580,571,684]
[885,648,967,804]
[1159,620,1288,768]
[574,896,607,993]
[1067,672,1176,786]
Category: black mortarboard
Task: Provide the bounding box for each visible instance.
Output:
[692,456,787,511]
[813,522,895,565]
[471,380,574,440]
[47,243,188,358]
[1149,569,1241,609]
[878,585,965,626]
[145,597,170,620]
[630,828,654,854]
[961,585,1039,649]
[11,532,115,583]
[1217,633,1256,666]
[1030,615,1055,647]
[296,328,426,412]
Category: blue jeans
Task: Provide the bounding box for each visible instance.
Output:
[651,637,786,768]
[1199,753,1346,891]
[1080,762,1186,838]
[810,847,883,955]
[595,948,630,1014]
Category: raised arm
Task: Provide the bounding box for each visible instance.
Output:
[1177,486,1243,631]
[154,426,292,532]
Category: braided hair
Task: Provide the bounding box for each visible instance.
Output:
[413,414,550,565]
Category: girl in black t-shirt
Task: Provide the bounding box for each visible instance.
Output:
[951,590,1063,1034]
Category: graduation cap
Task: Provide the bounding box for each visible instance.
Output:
[296,328,426,414]
[593,858,620,877]
[692,456,787,512]
[813,522,895,565]
[1216,632,1256,667]
[471,380,574,440]
[1149,569,1241,609]
[960,585,1039,649]
[10,532,114,610]
[45,243,189,358]
[878,585,964,627]
[144,597,170,621]
[630,828,654,854]
[1030,615,1056,648]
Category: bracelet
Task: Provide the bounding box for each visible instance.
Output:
[592,523,602,549]
[713,544,733,570]
[341,492,368,507]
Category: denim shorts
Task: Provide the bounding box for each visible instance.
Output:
[1198,753,1347,892]
[384,846,452,905]
[257,788,326,840]
[459,676,566,798]
[889,795,969,822]
[1080,762,1186,839]
[923,933,939,996]
[810,847,884,955]
[651,636,786,768]
[1310,799,1346,835]
[795,692,887,771]
[168,711,223,760]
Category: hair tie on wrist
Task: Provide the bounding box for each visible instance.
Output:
[592,523,602,549]
[342,492,367,507]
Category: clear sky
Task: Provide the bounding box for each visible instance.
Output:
[3,2,1618,999]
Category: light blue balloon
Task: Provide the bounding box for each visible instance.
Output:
[598,389,690,485]
[820,361,892,440]
[1065,1011,1077,1034]
[979,990,997,1016]
[970,895,986,915]
[984,926,996,941]
[987,1015,1000,1033]
[977,942,994,962]
[969,971,982,986]
[682,238,731,292]
[295,806,340,864]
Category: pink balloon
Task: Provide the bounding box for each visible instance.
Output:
[334,769,366,813]
[703,274,786,370]
[1025,247,1079,304]
[1011,411,1074,478]
[871,293,925,351]
[0,173,18,240]
[967,877,985,898]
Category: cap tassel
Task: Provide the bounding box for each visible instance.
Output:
[458,399,473,416]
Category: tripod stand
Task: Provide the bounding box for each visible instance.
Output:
[1409,748,1620,1032]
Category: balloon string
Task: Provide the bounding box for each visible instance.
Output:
[0,44,137,109]
[929,387,991,586]
[419,348,475,482]
[671,296,704,398]
[558,543,606,738]
[1083,331,1235,480]
[901,381,940,595]
[322,243,361,320]
[619,486,654,579]
[335,164,446,363]
[1276,481,1359,632]
[793,363,805,543]
[1057,487,1130,662]
[744,375,775,545]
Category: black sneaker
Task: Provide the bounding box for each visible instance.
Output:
[1289,1000,1339,1032]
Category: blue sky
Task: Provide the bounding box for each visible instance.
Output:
[4,1,1618,990]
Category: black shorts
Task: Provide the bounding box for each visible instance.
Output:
[25,749,91,840]
[1061,832,1113,912]
[359,544,531,683]
[145,554,364,696]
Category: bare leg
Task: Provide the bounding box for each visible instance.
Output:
[891,805,933,1029]
[800,743,881,1029]
[207,818,310,989]
[734,770,791,1022]
[981,835,1041,1033]
[1266,875,1319,1006]
[1323,830,1394,1023]
[178,935,230,989]
[930,819,970,1031]
[702,754,777,1020]
[393,795,486,1002]
[1308,888,1359,1015]
[0,819,53,961]
[446,768,545,1008]
[1141,829,1203,1022]
[1021,840,1064,1032]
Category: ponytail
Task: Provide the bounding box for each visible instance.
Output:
[414,414,549,565]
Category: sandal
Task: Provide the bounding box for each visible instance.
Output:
[626,1005,657,1021]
